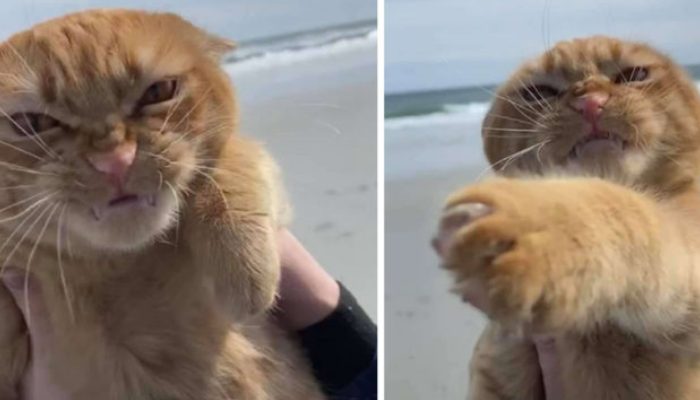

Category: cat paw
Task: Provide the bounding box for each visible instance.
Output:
[434,180,555,326]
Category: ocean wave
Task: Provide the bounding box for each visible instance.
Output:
[387,80,700,131]
[385,101,490,131]
[224,29,376,75]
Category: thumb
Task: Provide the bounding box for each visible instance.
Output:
[2,269,69,400]
[533,335,565,400]
[1,268,52,354]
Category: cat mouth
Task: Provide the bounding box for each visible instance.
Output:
[569,132,628,159]
[91,194,157,220]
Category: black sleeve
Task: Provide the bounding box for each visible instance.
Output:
[297,282,377,396]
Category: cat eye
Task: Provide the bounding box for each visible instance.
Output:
[9,112,60,136]
[614,67,649,84]
[138,79,179,107]
[519,85,560,102]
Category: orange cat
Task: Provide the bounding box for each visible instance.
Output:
[0,9,323,399]
[435,37,700,399]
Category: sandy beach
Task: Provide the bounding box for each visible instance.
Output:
[232,42,378,320]
[386,117,489,398]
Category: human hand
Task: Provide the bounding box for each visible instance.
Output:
[432,203,564,400]
[274,229,340,331]
[3,230,339,399]
[533,336,564,400]
[1,270,70,400]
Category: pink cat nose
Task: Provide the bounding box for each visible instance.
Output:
[86,141,137,184]
[572,92,609,122]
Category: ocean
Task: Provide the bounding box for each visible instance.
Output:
[385,64,700,181]
[224,20,376,75]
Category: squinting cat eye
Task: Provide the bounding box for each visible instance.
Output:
[519,84,559,103]
[138,79,179,108]
[9,112,60,136]
[614,67,649,84]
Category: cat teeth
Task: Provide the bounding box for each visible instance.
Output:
[147,195,156,206]
[91,206,102,221]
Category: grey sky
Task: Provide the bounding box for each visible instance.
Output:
[0,0,376,42]
[387,0,700,93]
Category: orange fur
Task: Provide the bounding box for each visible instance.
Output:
[438,37,700,399]
[0,9,322,399]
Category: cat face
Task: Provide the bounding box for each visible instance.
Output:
[0,10,236,252]
[483,36,700,186]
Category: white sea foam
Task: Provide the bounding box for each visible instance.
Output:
[225,30,377,75]
[385,101,490,131]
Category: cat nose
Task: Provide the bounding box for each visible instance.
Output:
[571,92,609,122]
[86,141,137,184]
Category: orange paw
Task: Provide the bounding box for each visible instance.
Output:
[434,181,554,326]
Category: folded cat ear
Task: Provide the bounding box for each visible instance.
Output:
[204,35,237,61]
[156,12,236,61]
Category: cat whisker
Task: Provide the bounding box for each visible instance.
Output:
[0,190,57,215]
[510,84,546,116]
[535,140,549,165]
[164,122,232,153]
[517,77,554,112]
[188,162,232,177]
[477,139,550,180]
[165,181,181,245]
[0,160,58,177]
[143,150,232,177]
[157,171,164,192]
[0,204,44,275]
[502,95,550,122]
[0,183,43,191]
[0,72,34,91]
[160,87,214,153]
[157,90,189,136]
[483,127,541,133]
[0,104,59,160]
[56,202,75,323]
[540,0,552,51]
[653,84,680,101]
[38,105,64,159]
[22,202,61,328]
[487,113,547,129]
[314,120,343,135]
[483,89,548,127]
[0,137,46,162]
[0,201,55,277]
[6,42,38,81]
[0,191,57,225]
[199,114,237,125]
[295,102,344,110]
[72,179,87,189]
[482,84,542,119]
[482,133,542,139]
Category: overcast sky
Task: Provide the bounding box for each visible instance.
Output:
[387,0,700,93]
[0,0,376,42]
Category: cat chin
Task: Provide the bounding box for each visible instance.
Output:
[562,148,649,181]
[68,191,178,253]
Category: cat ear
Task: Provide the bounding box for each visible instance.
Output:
[204,35,237,61]
[156,13,236,61]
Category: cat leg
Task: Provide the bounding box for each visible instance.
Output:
[0,282,29,400]
[436,177,700,346]
[183,135,287,320]
[467,323,544,400]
